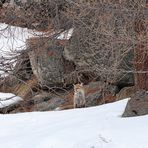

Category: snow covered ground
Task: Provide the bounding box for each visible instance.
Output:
[0,92,22,108]
[0,98,148,148]
[0,23,147,148]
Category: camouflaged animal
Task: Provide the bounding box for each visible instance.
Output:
[73,83,86,108]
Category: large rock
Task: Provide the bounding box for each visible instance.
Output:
[0,0,68,31]
[28,38,64,86]
[85,81,118,106]
[27,37,76,86]
[64,34,134,87]
[122,90,148,117]
[63,3,146,87]
[32,93,65,111]
[5,92,67,113]
[116,86,136,100]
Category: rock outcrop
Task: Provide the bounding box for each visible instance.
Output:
[0,81,118,113]
[0,0,67,31]
[27,38,76,86]
[116,86,136,100]
[122,90,148,117]
[1,1,147,114]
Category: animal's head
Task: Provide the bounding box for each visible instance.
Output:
[74,83,84,91]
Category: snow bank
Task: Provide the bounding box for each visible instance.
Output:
[0,23,73,57]
[0,92,22,108]
[0,23,44,76]
[0,23,46,57]
[0,98,148,148]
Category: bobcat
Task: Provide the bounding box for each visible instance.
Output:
[74,83,86,108]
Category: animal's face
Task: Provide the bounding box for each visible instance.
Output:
[74,83,83,92]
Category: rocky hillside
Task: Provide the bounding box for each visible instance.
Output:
[0,0,147,115]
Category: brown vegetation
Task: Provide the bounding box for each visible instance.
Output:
[0,0,147,113]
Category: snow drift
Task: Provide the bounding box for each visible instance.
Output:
[0,99,148,148]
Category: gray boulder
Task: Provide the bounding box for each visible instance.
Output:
[5,92,66,113]
[27,37,76,87]
[84,81,118,106]
[28,38,65,86]
[64,34,134,87]
[122,90,148,117]
[32,93,65,111]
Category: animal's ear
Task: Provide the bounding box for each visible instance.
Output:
[80,83,83,86]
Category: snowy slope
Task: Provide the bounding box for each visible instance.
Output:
[0,99,148,148]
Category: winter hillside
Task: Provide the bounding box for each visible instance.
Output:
[0,98,148,148]
[0,2,148,147]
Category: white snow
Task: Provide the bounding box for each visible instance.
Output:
[0,23,73,76]
[1,23,147,148]
[0,92,22,108]
[0,23,73,57]
[57,28,74,40]
[0,23,46,57]
[0,23,46,76]
[0,98,148,148]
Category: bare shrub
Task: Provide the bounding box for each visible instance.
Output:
[0,0,147,91]
[61,0,147,90]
